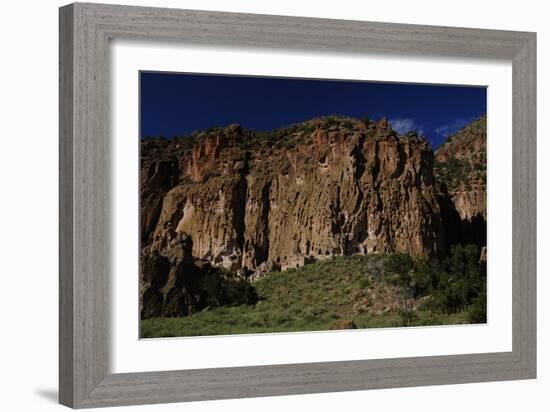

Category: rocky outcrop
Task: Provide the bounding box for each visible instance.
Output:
[140,233,258,319]
[143,116,446,281]
[434,116,487,248]
[329,319,357,330]
[141,150,180,244]
[140,234,198,318]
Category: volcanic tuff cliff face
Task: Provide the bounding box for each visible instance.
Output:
[141,117,446,278]
[434,115,487,248]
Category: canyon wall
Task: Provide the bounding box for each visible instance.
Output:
[434,115,487,248]
[142,117,447,280]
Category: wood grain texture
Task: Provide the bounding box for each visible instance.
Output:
[512,35,537,373]
[59,2,537,408]
[59,4,75,406]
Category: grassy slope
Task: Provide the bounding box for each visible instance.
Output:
[141,255,468,338]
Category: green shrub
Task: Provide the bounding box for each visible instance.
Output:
[281,140,295,150]
[303,124,315,134]
[435,157,474,186]
[358,277,371,290]
[341,120,354,130]
[398,299,419,327]
[429,275,465,314]
[466,282,487,323]
[324,116,338,127]
[199,268,258,308]
[384,253,415,287]
[427,244,485,315]
[384,253,414,275]
[410,258,439,297]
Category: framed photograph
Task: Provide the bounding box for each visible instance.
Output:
[59,2,536,408]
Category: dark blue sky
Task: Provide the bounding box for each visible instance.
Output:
[140,72,486,148]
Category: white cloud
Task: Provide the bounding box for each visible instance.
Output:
[435,118,470,137]
[389,118,423,135]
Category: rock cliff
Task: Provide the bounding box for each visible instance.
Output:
[142,116,447,279]
[434,115,487,247]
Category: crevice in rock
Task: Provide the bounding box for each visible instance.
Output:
[234,155,250,254]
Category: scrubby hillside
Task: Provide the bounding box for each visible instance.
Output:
[142,249,485,338]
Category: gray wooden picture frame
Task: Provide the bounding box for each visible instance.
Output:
[59,2,536,409]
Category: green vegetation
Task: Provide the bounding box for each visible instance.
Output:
[441,116,487,147]
[383,245,486,318]
[341,119,355,130]
[434,115,487,189]
[323,115,339,128]
[142,114,371,160]
[141,249,485,338]
[322,115,358,130]
[428,245,486,317]
[434,157,472,185]
[239,124,305,151]
[198,267,259,309]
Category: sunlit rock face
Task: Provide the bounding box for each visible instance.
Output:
[141,116,450,279]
